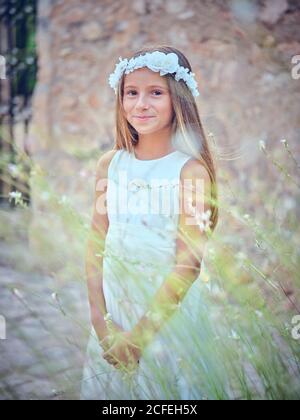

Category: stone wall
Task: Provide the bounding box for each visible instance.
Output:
[27,0,300,271]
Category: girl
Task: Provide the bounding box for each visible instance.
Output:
[80,45,218,400]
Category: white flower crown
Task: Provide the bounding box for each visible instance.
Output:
[108,51,200,97]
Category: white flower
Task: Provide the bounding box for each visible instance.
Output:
[13,288,23,299]
[8,191,26,207]
[8,164,19,177]
[9,191,22,200]
[108,51,199,97]
[255,310,263,319]
[104,312,113,322]
[201,209,212,222]
[145,51,179,75]
[229,329,240,340]
[186,198,213,232]
[236,251,247,261]
[108,56,128,92]
[259,140,266,151]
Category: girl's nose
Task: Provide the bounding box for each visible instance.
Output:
[136,94,149,109]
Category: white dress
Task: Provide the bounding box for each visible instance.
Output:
[80,148,210,400]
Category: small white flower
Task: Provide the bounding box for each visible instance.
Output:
[201,209,212,222]
[146,51,179,75]
[229,329,240,340]
[255,310,263,319]
[236,251,247,261]
[280,138,288,147]
[51,292,58,301]
[13,288,23,299]
[7,164,19,177]
[104,312,113,322]
[194,209,213,233]
[9,191,22,200]
[259,140,266,151]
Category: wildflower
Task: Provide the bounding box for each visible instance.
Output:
[255,310,263,319]
[13,288,23,299]
[104,312,112,321]
[8,191,22,203]
[104,312,113,327]
[7,164,19,177]
[259,140,266,152]
[195,210,213,233]
[229,329,240,340]
[51,292,58,301]
[236,251,247,261]
[280,138,288,147]
[186,199,212,232]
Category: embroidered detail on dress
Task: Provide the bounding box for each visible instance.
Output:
[128,179,180,191]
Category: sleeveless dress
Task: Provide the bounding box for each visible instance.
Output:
[80,148,210,400]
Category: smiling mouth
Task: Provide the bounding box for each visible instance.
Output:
[134,117,155,121]
[134,116,155,118]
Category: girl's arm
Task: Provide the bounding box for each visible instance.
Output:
[130,159,211,352]
[86,150,117,343]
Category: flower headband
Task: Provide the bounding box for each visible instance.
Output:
[108,51,200,97]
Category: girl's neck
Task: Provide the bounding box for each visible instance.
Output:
[135,129,175,160]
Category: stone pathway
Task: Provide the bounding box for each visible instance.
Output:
[0,210,90,400]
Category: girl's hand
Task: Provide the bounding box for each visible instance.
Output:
[99,320,124,353]
[102,331,142,372]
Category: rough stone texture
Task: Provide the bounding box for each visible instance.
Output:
[0,263,88,400]
[0,207,89,400]
[27,0,300,270]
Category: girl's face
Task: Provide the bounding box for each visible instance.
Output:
[123,67,174,135]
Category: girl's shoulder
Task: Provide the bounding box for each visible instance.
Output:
[96,149,121,178]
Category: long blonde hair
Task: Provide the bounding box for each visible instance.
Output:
[112,44,219,232]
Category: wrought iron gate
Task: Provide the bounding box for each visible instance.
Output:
[0,0,37,207]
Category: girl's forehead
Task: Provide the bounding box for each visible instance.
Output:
[124,68,168,88]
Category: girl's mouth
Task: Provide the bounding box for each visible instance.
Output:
[134,116,155,121]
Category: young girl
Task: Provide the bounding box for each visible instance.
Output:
[80,45,218,400]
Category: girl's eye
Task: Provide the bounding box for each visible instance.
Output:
[126,90,162,96]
